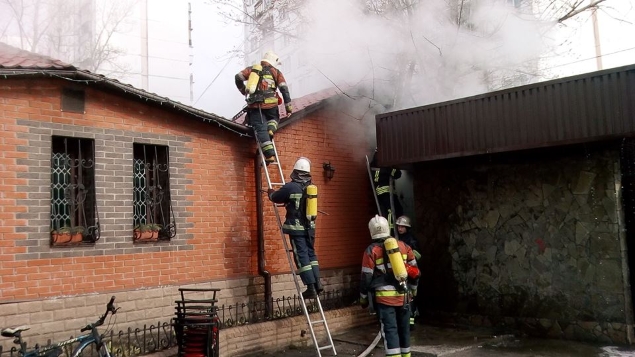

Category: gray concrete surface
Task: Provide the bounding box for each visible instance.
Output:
[262,322,635,357]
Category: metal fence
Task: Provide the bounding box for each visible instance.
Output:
[0,289,358,357]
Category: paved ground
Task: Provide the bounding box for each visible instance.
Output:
[263,322,635,357]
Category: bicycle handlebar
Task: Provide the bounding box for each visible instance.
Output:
[80,296,117,332]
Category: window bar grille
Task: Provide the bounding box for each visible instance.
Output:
[50,137,100,244]
[133,145,176,240]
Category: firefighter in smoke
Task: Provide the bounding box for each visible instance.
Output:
[396,215,421,330]
[370,153,404,232]
[268,157,323,299]
[360,215,420,357]
[235,50,293,163]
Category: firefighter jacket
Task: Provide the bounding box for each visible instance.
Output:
[269,180,315,235]
[235,62,291,109]
[399,231,419,254]
[373,168,401,196]
[360,239,419,307]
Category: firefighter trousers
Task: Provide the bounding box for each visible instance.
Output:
[247,106,279,158]
[377,302,411,357]
[377,192,403,232]
[289,231,319,286]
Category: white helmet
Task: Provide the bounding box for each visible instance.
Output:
[293,157,311,173]
[369,215,390,240]
[262,50,281,66]
[396,215,411,227]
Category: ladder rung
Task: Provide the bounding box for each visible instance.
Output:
[271,183,285,186]
[311,319,324,324]
[318,345,333,350]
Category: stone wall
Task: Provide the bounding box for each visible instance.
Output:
[414,143,633,343]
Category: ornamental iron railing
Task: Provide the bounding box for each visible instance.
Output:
[0,289,358,357]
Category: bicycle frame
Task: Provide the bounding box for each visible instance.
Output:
[4,296,117,357]
[20,333,110,357]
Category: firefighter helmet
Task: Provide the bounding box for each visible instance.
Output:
[262,50,281,66]
[293,157,311,173]
[369,215,390,240]
[396,215,411,227]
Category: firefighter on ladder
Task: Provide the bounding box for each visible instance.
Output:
[360,215,420,357]
[268,157,323,299]
[371,162,404,232]
[235,50,293,163]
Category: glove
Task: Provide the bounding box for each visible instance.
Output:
[360,297,369,309]
[406,265,420,279]
[413,250,422,260]
[239,86,247,96]
[285,104,293,117]
[266,188,274,199]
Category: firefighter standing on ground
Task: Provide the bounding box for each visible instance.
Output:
[268,157,323,299]
[396,215,421,330]
[235,50,292,163]
[360,215,420,357]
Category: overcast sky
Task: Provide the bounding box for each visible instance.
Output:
[190,0,246,119]
[187,0,635,119]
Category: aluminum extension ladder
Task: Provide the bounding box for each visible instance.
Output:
[256,134,337,356]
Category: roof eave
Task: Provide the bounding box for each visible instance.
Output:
[0,68,251,136]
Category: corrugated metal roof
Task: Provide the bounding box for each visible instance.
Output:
[375,64,635,167]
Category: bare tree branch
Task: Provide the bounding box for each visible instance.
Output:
[558,0,606,23]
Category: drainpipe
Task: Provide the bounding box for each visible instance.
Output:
[255,152,272,318]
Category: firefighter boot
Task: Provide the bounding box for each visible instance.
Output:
[265,154,276,164]
[315,280,324,294]
[301,284,317,299]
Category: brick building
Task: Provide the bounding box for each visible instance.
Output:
[0,43,377,355]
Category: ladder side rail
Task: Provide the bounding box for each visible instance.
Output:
[255,130,334,356]
[270,139,285,181]
[271,204,323,356]
[313,296,337,355]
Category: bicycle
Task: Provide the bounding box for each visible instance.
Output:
[1,296,119,357]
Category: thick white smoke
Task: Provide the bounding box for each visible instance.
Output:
[295,0,553,111]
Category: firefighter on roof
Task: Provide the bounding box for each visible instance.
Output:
[360,215,420,357]
[268,157,323,299]
[235,50,293,163]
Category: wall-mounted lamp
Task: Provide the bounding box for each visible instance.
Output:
[322,162,335,180]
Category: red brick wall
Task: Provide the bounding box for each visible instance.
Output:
[0,78,375,302]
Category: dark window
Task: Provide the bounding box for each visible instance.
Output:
[133,144,176,242]
[50,136,100,246]
[61,88,86,113]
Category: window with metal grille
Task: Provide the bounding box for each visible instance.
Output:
[50,136,100,246]
[132,143,176,242]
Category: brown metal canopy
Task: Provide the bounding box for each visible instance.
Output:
[375,64,635,167]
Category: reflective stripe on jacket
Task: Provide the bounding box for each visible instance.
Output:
[270,181,315,235]
[360,239,419,307]
[373,168,401,196]
[236,62,291,109]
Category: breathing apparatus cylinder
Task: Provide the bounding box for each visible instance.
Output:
[306,184,317,221]
[384,237,408,289]
[246,64,262,94]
